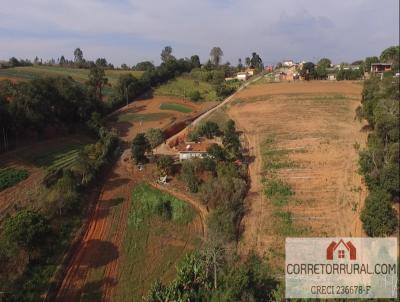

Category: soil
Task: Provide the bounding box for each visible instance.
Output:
[228,81,368,257]
[54,96,212,301]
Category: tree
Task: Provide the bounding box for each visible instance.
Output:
[95,58,108,67]
[360,190,398,236]
[207,144,227,161]
[73,47,84,65]
[210,47,223,66]
[156,155,174,176]
[250,52,263,71]
[87,65,108,100]
[365,56,379,72]
[222,120,240,158]
[161,46,175,63]
[237,58,243,71]
[300,62,316,80]
[245,57,251,67]
[135,61,155,71]
[180,160,200,192]
[145,128,165,148]
[189,90,201,101]
[317,58,331,68]
[380,46,400,71]
[190,55,201,68]
[198,121,220,139]
[59,55,66,65]
[2,209,50,251]
[131,133,150,164]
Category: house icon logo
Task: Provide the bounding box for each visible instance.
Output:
[326,239,356,260]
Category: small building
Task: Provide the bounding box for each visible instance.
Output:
[328,74,336,81]
[370,63,392,74]
[283,60,294,67]
[177,143,211,161]
[237,72,249,81]
[246,68,256,76]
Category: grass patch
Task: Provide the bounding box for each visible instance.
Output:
[154,76,217,101]
[129,183,194,227]
[110,183,198,301]
[0,168,29,191]
[159,103,192,113]
[263,178,294,198]
[117,112,171,123]
[261,137,297,172]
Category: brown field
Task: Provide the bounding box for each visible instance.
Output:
[108,96,216,142]
[55,96,211,301]
[228,81,368,264]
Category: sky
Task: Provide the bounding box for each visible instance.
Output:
[0,0,399,66]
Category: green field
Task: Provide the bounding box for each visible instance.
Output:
[23,143,88,170]
[117,112,171,123]
[159,103,193,113]
[0,66,143,87]
[81,183,199,301]
[0,168,29,191]
[154,76,218,101]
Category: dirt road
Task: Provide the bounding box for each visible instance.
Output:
[228,81,368,257]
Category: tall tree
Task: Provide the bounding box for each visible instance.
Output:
[73,48,84,64]
[131,133,150,164]
[365,56,379,72]
[210,47,223,66]
[250,52,263,70]
[237,58,243,71]
[87,65,108,100]
[161,46,175,63]
[245,57,251,67]
[190,55,201,68]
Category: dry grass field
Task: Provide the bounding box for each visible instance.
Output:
[228,81,368,270]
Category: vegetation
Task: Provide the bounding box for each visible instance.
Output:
[129,183,193,226]
[156,155,174,176]
[159,102,192,113]
[0,168,29,191]
[356,65,399,236]
[131,133,150,164]
[145,128,165,148]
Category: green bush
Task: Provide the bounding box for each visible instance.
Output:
[189,90,201,101]
[360,190,398,236]
[264,179,294,198]
[0,168,29,191]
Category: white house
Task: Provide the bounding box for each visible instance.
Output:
[283,60,294,67]
[237,72,249,81]
[178,143,210,161]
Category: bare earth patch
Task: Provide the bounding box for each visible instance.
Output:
[228,81,368,264]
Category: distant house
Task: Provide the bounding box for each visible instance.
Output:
[246,68,256,76]
[237,72,249,81]
[265,65,274,72]
[283,60,294,67]
[177,143,211,161]
[328,74,336,81]
[370,63,392,74]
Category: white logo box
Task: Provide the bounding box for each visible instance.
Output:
[285,238,398,299]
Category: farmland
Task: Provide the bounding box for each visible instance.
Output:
[227,81,368,271]
[154,75,218,101]
[0,168,29,191]
[0,66,143,85]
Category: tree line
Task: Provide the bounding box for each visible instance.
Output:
[356,74,399,236]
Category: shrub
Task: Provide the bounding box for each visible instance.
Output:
[207,208,236,241]
[189,90,201,102]
[360,190,398,236]
[197,121,220,139]
[131,133,150,164]
[180,160,200,193]
[0,168,29,191]
[145,128,165,148]
[156,155,174,176]
[207,144,227,161]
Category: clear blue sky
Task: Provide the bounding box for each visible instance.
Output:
[0,0,398,66]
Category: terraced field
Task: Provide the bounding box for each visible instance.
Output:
[159,102,193,113]
[24,143,87,170]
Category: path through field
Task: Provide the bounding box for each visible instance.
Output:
[228,81,368,258]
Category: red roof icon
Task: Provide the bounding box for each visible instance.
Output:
[326,239,356,260]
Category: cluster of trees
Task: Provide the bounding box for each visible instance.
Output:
[0,75,104,151]
[145,120,278,301]
[356,75,399,236]
[144,251,278,301]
